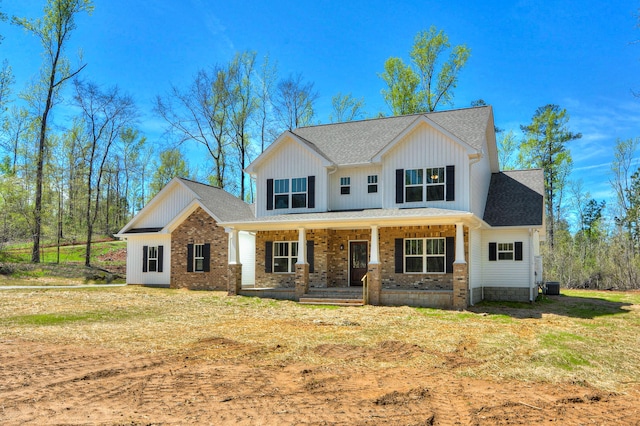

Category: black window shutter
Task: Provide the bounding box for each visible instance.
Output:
[515,241,523,261]
[446,237,455,273]
[307,240,314,273]
[203,243,211,272]
[187,244,194,272]
[266,179,274,211]
[142,246,148,272]
[446,165,455,201]
[157,245,164,273]
[395,169,404,204]
[395,238,404,273]
[308,176,315,208]
[265,241,273,273]
[489,242,497,261]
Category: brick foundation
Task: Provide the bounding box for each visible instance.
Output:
[170,207,229,290]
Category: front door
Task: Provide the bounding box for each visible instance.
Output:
[349,241,368,286]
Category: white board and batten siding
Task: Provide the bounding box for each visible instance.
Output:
[381,123,470,211]
[126,234,171,285]
[255,137,328,217]
[469,152,492,218]
[134,182,196,229]
[329,165,382,211]
[480,229,531,289]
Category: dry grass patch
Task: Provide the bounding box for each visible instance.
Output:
[1,287,639,392]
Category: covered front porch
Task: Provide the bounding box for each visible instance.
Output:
[225,210,475,309]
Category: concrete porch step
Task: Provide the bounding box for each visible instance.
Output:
[298,297,364,306]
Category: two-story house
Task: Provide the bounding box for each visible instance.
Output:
[117,105,544,308]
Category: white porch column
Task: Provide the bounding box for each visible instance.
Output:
[454,222,466,264]
[226,228,240,265]
[296,227,307,264]
[370,225,380,264]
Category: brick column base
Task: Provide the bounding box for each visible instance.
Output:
[295,263,309,301]
[453,262,468,309]
[227,264,242,296]
[367,263,381,305]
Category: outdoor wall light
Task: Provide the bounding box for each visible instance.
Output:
[340,244,344,250]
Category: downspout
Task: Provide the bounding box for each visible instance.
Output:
[327,165,338,212]
[529,228,535,302]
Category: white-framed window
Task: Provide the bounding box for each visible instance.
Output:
[292,177,307,208]
[274,177,307,209]
[274,179,289,209]
[404,238,445,273]
[426,167,445,201]
[498,243,514,260]
[405,169,423,202]
[273,241,298,273]
[367,175,378,193]
[340,177,351,195]
[194,243,205,272]
[147,246,158,272]
[405,167,446,202]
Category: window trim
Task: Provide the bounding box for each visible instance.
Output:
[498,243,514,260]
[273,241,299,274]
[147,246,158,272]
[367,175,378,193]
[194,243,205,272]
[340,176,351,195]
[405,169,423,202]
[404,237,446,274]
[425,167,445,201]
[273,177,308,209]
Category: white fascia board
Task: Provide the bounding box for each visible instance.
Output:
[372,115,479,162]
[245,131,334,174]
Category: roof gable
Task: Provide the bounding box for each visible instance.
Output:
[245,131,333,174]
[291,106,493,166]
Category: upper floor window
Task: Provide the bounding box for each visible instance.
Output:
[405,167,446,202]
[404,238,445,273]
[368,175,378,193]
[292,178,307,208]
[340,177,351,195]
[273,241,298,273]
[274,179,289,209]
[274,177,307,209]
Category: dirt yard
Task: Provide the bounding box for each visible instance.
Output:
[1,288,639,425]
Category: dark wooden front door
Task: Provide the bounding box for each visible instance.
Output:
[350,241,368,286]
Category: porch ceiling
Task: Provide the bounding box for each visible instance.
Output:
[220,207,484,231]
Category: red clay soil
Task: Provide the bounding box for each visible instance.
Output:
[1,339,638,425]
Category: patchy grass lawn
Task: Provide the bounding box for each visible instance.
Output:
[1,286,638,392]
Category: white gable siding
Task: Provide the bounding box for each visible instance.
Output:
[135,184,196,229]
[470,154,492,218]
[480,229,531,288]
[125,234,171,285]
[382,123,469,211]
[329,165,382,211]
[255,137,327,217]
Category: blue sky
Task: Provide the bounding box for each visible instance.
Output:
[1,0,640,207]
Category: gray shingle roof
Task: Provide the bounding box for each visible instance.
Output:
[178,178,255,222]
[483,170,544,227]
[291,106,491,165]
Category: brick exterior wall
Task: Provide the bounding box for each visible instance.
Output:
[255,225,468,293]
[170,207,228,290]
